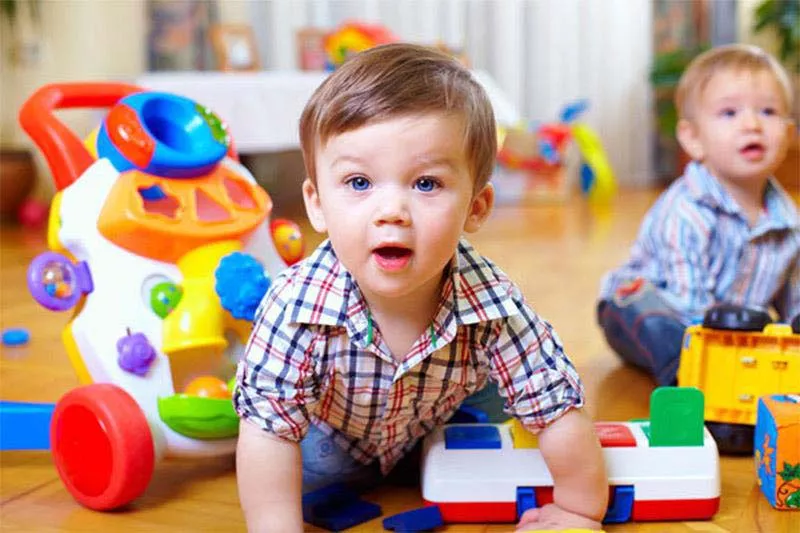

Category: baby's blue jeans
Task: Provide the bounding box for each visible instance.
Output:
[597,280,688,386]
[301,381,508,493]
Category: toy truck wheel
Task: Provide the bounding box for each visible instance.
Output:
[706,421,754,455]
[50,384,155,510]
[792,313,800,334]
[702,303,772,332]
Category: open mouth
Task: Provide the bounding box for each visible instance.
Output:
[373,245,413,271]
[740,142,765,161]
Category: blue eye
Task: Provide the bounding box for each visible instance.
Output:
[347,176,371,191]
[415,177,439,192]
[761,107,776,117]
[720,108,736,118]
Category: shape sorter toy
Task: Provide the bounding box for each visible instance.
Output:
[755,394,800,510]
[421,387,720,525]
[15,82,304,511]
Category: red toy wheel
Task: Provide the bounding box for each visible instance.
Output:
[50,383,155,510]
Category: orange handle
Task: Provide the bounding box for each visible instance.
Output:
[18,83,143,191]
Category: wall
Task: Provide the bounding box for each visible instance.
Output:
[0,0,146,198]
[249,0,655,188]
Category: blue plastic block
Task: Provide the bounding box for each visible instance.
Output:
[516,486,537,521]
[382,505,444,532]
[0,401,55,450]
[2,328,30,346]
[603,485,634,524]
[444,425,501,450]
[302,483,382,531]
[448,405,489,424]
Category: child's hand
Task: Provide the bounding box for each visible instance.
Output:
[515,504,603,531]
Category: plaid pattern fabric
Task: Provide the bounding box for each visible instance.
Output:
[235,239,585,473]
[600,162,800,323]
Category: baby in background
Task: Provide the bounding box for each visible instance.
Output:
[598,43,799,386]
[234,43,608,532]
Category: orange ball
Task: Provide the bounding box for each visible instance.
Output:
[184,375,230,399]
[271,218,304,265]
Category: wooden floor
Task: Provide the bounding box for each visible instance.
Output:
[1,189,798,532]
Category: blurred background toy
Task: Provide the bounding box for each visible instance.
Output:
[493,100,616,204]
[323,20,398,70]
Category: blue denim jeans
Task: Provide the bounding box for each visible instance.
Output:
[301,380,508,493]
[597,280,688,386]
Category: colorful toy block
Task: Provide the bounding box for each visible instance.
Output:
[302,483,382,531]
[421,387,720,525]
[382,505,444,531]
[755,394,800,510]
[0,401,55,450]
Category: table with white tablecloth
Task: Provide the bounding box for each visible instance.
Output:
[135,70,520,155]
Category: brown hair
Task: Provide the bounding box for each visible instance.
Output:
[675,43,794,121]
[299,42,497,192]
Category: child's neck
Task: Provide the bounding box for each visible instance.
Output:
[718,176,768,227]
[362,274,445,361]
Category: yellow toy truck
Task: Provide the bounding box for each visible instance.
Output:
[677,304,800,455]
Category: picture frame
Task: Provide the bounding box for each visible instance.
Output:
[209,24,260,71]
[295,27,328,71]
[147,0,218,71]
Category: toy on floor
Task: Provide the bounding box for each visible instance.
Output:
[493,100,616,204]
[2,327,30,346]
[383,505,444,531]
[0,401,54,450]
[16,82,305,511]
[302,483,382,531]
[755,394,800,510]
[678,303,800,455]
[420,387,720,525]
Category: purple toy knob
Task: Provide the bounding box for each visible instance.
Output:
[117,328,156,376]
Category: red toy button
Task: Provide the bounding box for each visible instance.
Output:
[106,104,154,168]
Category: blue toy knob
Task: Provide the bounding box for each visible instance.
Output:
[215,252,271,322]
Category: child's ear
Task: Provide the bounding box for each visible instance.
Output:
[676,118,704,161]
[302,178,327,233]
[464,183,494,233]
[786,119,797,143]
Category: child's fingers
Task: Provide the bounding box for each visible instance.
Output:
[515,507,541,530]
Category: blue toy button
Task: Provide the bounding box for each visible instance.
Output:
[2,328,30,346]
[444,425,502,449]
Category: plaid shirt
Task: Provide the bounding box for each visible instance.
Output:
[235,239,584,473]
[600,162,800,323]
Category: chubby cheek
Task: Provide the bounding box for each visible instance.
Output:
[417,216,464,255]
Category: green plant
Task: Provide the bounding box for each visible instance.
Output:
[649,46,709,138]
[0,0,41,27]
[753,0,800,73]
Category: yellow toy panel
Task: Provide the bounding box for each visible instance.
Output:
[678,323,800,426]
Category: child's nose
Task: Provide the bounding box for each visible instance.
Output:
[374,189,410,226]
[742,109,763,130]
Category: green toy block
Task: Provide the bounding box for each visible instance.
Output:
[649,386,705,447]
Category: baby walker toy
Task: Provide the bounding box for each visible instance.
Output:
[18,82,304,511]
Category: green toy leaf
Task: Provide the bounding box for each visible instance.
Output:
[778,462,800,483]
